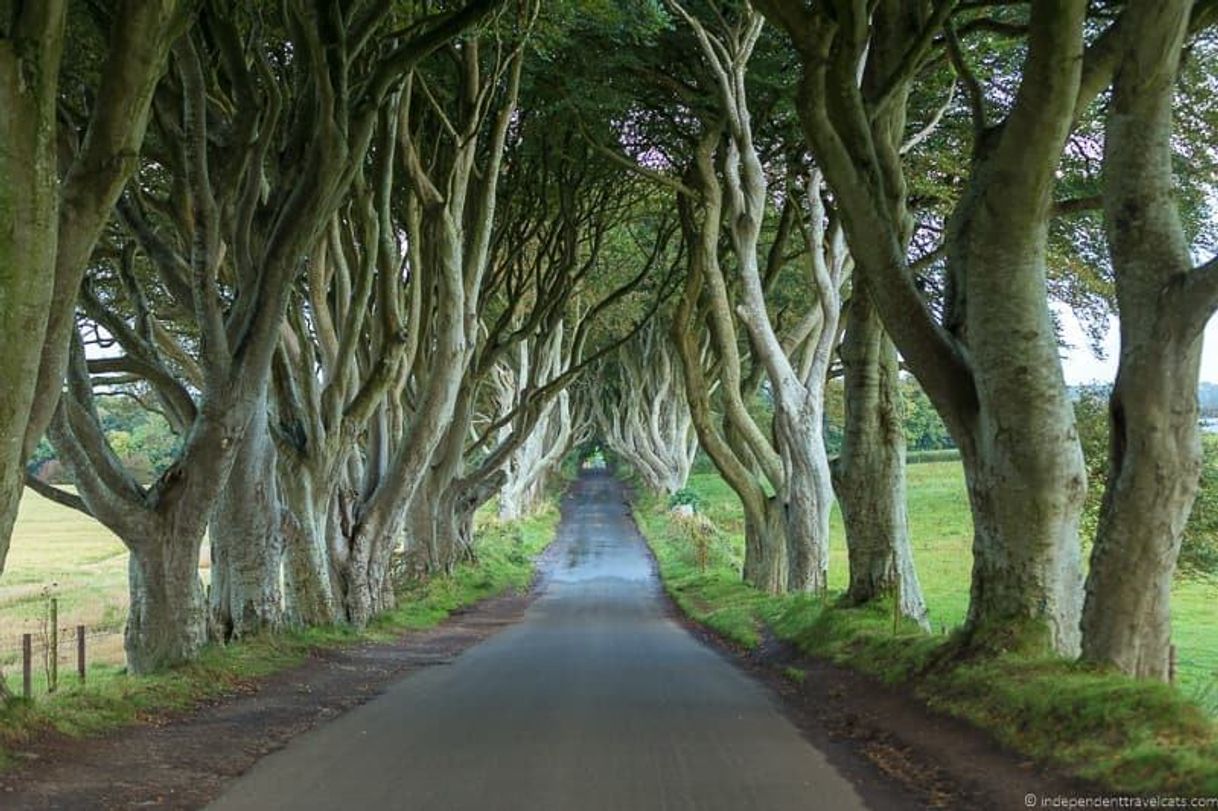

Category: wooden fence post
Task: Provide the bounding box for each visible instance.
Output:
[48,597,58,693]
[22,633,31,700]
[77,625,86,684]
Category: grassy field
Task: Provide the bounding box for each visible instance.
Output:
[638,462,1218,794]
[0,490,134,673]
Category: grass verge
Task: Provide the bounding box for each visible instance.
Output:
[0,504,557,772]
[632,477,1218,796]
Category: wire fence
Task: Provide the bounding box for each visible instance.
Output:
[0,598,127,698]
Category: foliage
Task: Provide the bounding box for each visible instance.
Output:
[901,380,954,451]
[1074,387,1218,577]
[26,395,179,485]
[666,487,701,511]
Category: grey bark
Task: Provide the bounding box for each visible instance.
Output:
[126,532,207,674]
[24,1,186,456]
[1081,0,1213,679]
[208,391,284,640]
[833,288,928,627]
[595,325,697,496]
[278,463,341,628]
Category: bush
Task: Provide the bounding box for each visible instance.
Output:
[667,487,702,511]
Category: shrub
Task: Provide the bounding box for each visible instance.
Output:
[667,487,702,511]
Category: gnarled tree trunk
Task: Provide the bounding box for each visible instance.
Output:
[774,395,833,593]
[741,495,788,594]
[763,0,1091,654]
[834,288,928,627]
[126,530,207,674]
[278,465,340,627]
[209,397,284,640]
[1081,0,1213,679]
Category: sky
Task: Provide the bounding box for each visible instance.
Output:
[1058,307,1218,385]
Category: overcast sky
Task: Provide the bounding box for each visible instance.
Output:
[1058,307,1218,385]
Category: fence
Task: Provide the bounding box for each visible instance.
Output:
[0,598,126,700]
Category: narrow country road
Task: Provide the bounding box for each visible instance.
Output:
[208,471,870,810]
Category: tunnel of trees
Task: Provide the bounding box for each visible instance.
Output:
[2,0,1217,699]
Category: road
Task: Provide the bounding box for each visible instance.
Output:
[208,471,869,810]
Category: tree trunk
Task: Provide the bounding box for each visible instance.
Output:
[834,289,928,627]
[342,511,399,628]
[1081,0,1203,680]
[768,0,1089,657]
[741,495,788,594]
[208,398,284,640]
[0,3,64,572]
[126,534,206,674]
[278,466,339,627]
[1082,345,1201,678]
[774,397,832,593]
[958,435,1085,654]
[410,463,466,576]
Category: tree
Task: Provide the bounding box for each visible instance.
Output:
[759,0,1104,655]
[1080,1,1218,679]
[594,323,698,496]
[0,0,185,581]
[42,0,503,670]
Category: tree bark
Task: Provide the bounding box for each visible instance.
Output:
[0,1,65,572]
[742,496,788,594]
[208,394,284,640]
[774,395,833,593]
[24,0,185,456]
[278,465,340,627]
[834,288,929,628]
[125,529,207,674]
[1081,0,1205,679]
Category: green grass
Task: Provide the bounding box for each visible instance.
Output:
[0,489,133,670]
[634,465,1218,795]
[0,503,558,772]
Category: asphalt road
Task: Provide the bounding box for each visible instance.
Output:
[207,471,868,811]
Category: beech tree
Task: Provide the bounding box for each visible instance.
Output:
[757,0,1108,654]
[494,328,587,521]
[408,131,676,574]
[594,323,698,496]
[1081,0,1218,679]
[0,0,186,580]
[40,0,504,670]
[332,14,529,625]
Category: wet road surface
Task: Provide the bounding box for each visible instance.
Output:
[207,471,868,810]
